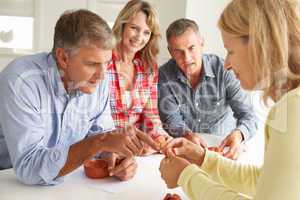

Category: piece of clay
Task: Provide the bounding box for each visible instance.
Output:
[84,159,109,179]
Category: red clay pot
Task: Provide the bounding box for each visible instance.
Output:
[84,159,109,179]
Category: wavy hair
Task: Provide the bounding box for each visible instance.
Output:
[219,0,300,103]
[112,0,160,70]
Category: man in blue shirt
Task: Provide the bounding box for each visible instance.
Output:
[0,9,158,185]
[158,18,257,160]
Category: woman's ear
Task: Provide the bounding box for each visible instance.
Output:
[55,48,69,70]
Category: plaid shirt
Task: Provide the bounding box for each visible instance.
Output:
[107,52,167,138]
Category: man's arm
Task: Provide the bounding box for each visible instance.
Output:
[0,73,69,185]
[223,69,257,141]
[158,68,192,137]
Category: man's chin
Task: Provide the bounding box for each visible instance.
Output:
[79,86,96,94]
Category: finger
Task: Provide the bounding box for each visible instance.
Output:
[162,138,183,155]
[125,139,140,156]
[218,138,228,150]
[165,135,173,143]
[173,146,187,157]
[114,161,137,181]
[132,135,143,150]
[107,153,117,171]
[111,157,135,175]
[135,128,160,151]
[126,126,144,150]
[223,146,238,159]
[199,139,208,148]
[166,148,176,158]
[164,138,184,149]
[118,145,134,158]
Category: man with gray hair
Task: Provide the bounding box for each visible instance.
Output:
[0,9,158,185]
[158,18,257,159]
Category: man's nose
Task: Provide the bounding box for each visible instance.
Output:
[183,51,192,62]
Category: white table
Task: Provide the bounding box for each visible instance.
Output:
[0,134,264,200]
[202,133,264,166]
[0,154,189,200]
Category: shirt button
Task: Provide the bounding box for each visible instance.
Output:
[216,102,220,106]
[198,119,201,122]
[195,103,199,106]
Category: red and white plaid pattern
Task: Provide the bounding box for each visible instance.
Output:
[107,51,167,138]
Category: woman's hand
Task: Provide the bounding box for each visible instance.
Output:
[163,137,206,166]
[159,152,190,188]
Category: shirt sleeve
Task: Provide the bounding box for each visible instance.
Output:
[223,68,257,141]
[141,65,168,138]
[158,68,192,137]
[200,151,260,196]
[0,73,68,185]
[177,150,260,199]
[178,164,251,200]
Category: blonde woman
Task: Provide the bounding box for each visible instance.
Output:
[159,0,300,199]
[101,0,169,180]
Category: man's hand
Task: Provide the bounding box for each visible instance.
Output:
[101,152,137,181]
[184,132,207,148]
[98,125,160,157]
[162,138,205,166]
[219,129,243,160]
[159,152,190,188]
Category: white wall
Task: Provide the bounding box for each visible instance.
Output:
[153,0,229,65]
[151,0,188,65]
[186,0,228,57]
[0,0,229,69]
[36,0,89,52]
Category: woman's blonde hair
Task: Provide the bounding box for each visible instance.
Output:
[219,0,300,103]
[112,0,160,70]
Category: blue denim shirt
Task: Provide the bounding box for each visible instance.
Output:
[158,54,257,140]
[0,53,114,185]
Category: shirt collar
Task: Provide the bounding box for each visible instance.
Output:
[47,53,82,99]
[111,50,145,74]
[202,56,215,78]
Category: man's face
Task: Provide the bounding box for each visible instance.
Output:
[168,28,204,76]
[58,45,112,94]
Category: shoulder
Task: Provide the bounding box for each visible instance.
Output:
[0,53,52,95]
[159,59,178,79]
[1,53,50,78]
[202,54,225,74]
[267,87,300,133]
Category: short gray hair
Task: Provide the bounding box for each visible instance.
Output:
[52,9,115,57]
[166,18,199,41]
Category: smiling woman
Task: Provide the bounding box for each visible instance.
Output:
[104,0,170,164]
